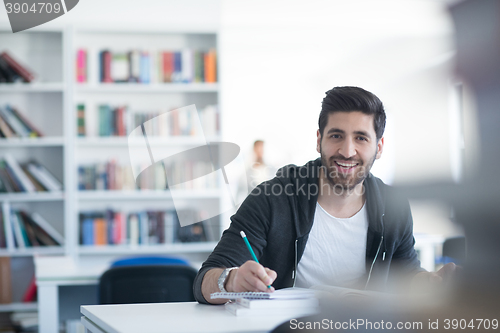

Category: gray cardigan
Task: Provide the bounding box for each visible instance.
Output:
[193,158,423,304]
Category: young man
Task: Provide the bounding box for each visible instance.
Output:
[194,86,455,304]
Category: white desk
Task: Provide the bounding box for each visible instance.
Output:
[35,256,111,333]
[37,234,444,333]
[81,302,304,333]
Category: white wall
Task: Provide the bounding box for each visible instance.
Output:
[219,0,458,186]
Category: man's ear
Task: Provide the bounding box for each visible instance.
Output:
[316,129,321,154]
[375,137,384,159]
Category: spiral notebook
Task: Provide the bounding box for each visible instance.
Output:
[210,287,315,300]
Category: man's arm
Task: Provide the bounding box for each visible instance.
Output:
[193,182,274,304]
[201,261,277,305]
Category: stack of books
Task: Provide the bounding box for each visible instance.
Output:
[79,208,217,246]
[0,52,35,83]
[0,154,63,193]
[90,48,217,84]
[1,208,64,249]
[0,105,43,138]
[77,103,219,139]
[212,288,319,317]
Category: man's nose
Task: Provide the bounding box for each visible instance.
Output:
[338,139,356,158]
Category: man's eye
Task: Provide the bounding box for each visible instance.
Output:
[330,134,341,139]
[357,137,368,141]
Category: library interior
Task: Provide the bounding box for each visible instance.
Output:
[1,0,499,332]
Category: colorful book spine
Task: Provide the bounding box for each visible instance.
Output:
[88,48,217,84]
[101,51,113,83]
[172,52,182,83]
[77,104,86,136]
[76,49,87,83]
[204,49,217,83]
[0,257,12,304]
[162,52,173,83]
[139,52,150,83]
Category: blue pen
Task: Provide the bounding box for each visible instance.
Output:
[240,231,271,288]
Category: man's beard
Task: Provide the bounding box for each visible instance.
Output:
[320,144,377,193]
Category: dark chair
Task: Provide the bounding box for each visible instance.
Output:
[98,264,197,304]
[442,236,466,265]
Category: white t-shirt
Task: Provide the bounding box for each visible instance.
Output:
[295,202,369,288]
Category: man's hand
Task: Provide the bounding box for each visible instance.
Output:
[227,261,277,293]
[200,261,278,304]
[410,262,458,292]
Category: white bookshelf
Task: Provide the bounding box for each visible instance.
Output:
[77,189,222,201]
[0,82,65,92]
[0,137,65,147]
[0,192,64,202]
[72,27,222,256]
[0,26,223,315]
[0,26,68,308]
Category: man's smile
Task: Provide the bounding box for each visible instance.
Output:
[333,160,360,173]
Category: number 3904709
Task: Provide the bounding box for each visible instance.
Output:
[5,2,62,14]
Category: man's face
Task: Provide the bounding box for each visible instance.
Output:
[317,111,384,192]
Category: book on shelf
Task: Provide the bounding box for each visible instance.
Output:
[0,52,35,83]
[10,211,28,248]
[0,55,22,83]
[22,275,37,302]
[93,48,217,84]
[0,159,23,192]
[79,208,213,246]
[0,113,16,138]
[25,161,63,191]
[139,51,151,84]
[6,209,63,248]
[0,157,62,193]
[76,49,87,83]
[0,212,6,248]
[111,53,129,83]
[3,154,36,193]
[77,158,218,191]
[127,50,140,83]
[77,104,86,136]
[0,257,12,304]
[80,103,218,138]
[0,105,43,138]
[100,50,113,83]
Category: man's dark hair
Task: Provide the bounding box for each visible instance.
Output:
[319,86,386,140]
